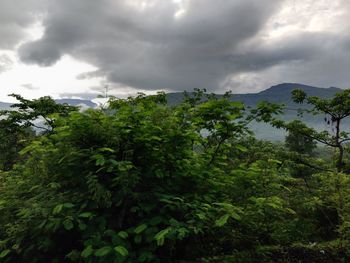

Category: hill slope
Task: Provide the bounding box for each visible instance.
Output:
[166,83,341,106]
[0,84,344,140]
[166,83,343,141]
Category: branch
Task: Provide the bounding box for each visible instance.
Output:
[31,124,51,132]
[297,158,333,173]
[339,138,350,144]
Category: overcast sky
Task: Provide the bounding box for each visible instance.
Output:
[0,0,349,102]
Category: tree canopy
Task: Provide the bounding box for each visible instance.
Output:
[1,89,350,262]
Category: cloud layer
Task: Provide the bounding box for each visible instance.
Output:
[0,0,45,49]
[4,0,350,93]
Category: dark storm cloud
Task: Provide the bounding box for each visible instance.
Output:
[237,32,350,90]
[0,0,45,49]
[16,0,350,92]
[229,32,339,73]
[18,0,284,92]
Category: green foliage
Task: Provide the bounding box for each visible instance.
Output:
[0,94,76,171]
[279,88,350,171]
[285,120,317,155]
[0,91,261,262]
[1,89,350,262]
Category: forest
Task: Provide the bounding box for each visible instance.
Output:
[1,88,350,262]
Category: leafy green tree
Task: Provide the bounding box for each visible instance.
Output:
[0,118,34,171]
[285,120,317,156]
[284,89,350,172]
[268,88,350,252]
[2,89,349,262]
[0,94,76,171]
[0,91,256,262]
[1,94,77,132]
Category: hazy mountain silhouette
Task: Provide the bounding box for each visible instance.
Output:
[0,83,344,140]
[166,83,341,106]
[0,99,96,110]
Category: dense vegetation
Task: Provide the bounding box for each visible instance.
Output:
[1,89,350,262]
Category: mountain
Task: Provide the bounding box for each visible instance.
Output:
[235,83,343,141]
[166,83,343,141]
[0,102,12,110]
[233,83,341,106]
[55,99,97,108]
[166,83,342,106]
[0,83,345,141]
[1,83,340,110]
[0,99,96,110]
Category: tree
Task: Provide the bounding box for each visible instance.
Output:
[0,118,34,171]
[285,120,317,156]
[272,89,350,172]
[0,91,244,262]
[4,90,349,262]
[0,94,77,171]
[0,94,77,132]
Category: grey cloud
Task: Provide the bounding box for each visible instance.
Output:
[0,0,46,49]
[19,0,284,91]
[76,70,105,80]
[21,83,39,90]
[0,55,13,73]
[229,32,339,73]
[235,32,350,90]
[17,0,350,93]
[20,40,62,66]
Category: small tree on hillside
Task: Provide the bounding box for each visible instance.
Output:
[0,94,77,170]
[273,89,350,172]
[285,120,317,156]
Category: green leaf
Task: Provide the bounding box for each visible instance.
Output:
[78,222,87,230]
[38,220,47,229]
[0,249,10,258]
[286,208,297,215]
[98,147,115,153]
[117,231,128,239]
[138,251,153,262]
[79,212,93,218]
[134,234,142,244]
[114,246,129,257]
[63,219,74,230]
[53,203,74,215]
[149,216,162,226]
[236,144,248,152]
[154,227,172,246]
[53,204,63,215]
[95,155,106,166]
[230,211,241,221]
[81,246,94,258]
[63,203,74,208]
[215,214,230,227]
[268,159,282,165]
[94,246,112,257]
[134,224,147,234]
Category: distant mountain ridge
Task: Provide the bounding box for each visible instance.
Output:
[166,83,342,106]
[0,98,97,110]
[0,83,342,109]
[0,102,11,110]
[166,83,344,141]
[55,99,97,108]
[234,83,341,106]
[0,83,346,141]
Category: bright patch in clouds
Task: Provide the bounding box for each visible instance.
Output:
[0,54,103,102]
